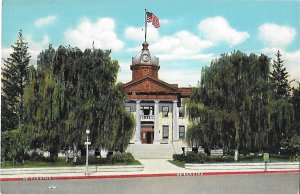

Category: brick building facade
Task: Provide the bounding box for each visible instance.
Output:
[123,42,192,145]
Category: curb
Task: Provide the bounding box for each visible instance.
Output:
[1,170,299,182]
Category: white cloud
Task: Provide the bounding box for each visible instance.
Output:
[117,61,132,83]
[64,17,123,51]
[1,47,13,69]
[198,16,249,47]
[159,68,201,87]
[151,31,213,56]
[116,59,203,87]
[122,26,214,86]
[122,16,249,86]
[27,35,50,64]
[159,19,170,25]
[124,19,169,42]
[125,25,213,62]
[125,25,160,42]
[34,15,57,27]
[258,23,296,48]
[284,50,300,86]
[262,48,300,86]
[2,35,50,65]
[259,23,299,85]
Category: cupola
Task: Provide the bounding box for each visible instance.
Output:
[130,42,160,81]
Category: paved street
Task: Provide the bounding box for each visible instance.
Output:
[1,173,299,194]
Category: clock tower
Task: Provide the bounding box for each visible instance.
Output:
[130,42,160,81]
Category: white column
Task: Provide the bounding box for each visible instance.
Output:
[154,100,160,144]
[172,100,178,141]
[135,100,141,144]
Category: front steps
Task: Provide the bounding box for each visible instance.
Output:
[126,142,184,159]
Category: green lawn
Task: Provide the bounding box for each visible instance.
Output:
[93,160,142,166]
[169,157,293,167]
[1,159,141,168]
[1,159,75,168]
[238,157,292,163]
[168,160,185,168]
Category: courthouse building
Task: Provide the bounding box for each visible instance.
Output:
[122,42,192,150]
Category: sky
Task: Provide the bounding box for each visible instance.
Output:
[2,0,300,87]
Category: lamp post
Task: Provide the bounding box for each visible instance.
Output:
[85,129,91,176]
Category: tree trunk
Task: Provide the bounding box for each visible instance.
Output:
[49,136,59,162]
[73,143,78,163]
[234,148,239,161]
[98,146,102,158]
[235,124,240,161]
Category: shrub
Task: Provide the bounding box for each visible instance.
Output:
[23,152,31,161]
[197,152,207,163]
[111,152,135,164]
[121,152,134,164]
[111,152,122,163]
[239,154,261,161]
[30,151,47,162]
[74,156,102,165]
[1,129,30,164]
[270,154,290,159]
[173,152,207,163]
[73,152,135,165]
[290,155,299,161]
[207,155,234,163]
[185,152,201,163]
[173,154,185,162]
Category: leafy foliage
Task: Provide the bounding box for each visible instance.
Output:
[1,128,30,164]
[187,50,298,157]
[173,152,234,163]
[187,51,272,156]
[269,50,294,151]
[23,45,134,160]
[110,152,134,164]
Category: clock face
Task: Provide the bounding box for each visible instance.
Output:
[142,54,150,62]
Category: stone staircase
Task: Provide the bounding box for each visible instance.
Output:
[126,142,183,159]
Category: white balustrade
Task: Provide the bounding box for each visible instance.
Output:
[141,115,155,121]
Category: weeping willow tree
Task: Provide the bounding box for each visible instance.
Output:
[187,51,272,157]
[24,45,134,161]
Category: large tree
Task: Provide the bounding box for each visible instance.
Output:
[270,50,290,99]
[268,51,294,151]
[1,30,31,131]
[291,82,300,134]
[187,51,272,158]
[24,45,134,161]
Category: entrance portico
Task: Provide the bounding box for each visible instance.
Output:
[128,99,181,144]
[132,100,163,144]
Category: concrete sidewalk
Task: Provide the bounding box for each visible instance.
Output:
[1,160,299,181]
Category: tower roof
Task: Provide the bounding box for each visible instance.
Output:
[132,42,159,66]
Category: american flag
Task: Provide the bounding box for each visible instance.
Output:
[146,11,160,28]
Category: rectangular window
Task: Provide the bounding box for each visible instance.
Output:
[125,106,131,112]
[179,126,185,138]
[141,106,154,115]
[179,106,185,118]
[162,106,169,117]
[163,125,169,139]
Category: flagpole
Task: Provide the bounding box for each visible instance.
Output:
[144,9,147,42]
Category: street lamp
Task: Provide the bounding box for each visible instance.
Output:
[85,129,91,176]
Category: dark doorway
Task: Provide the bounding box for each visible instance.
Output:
[141,126,154,144]
[146,131,154,144]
